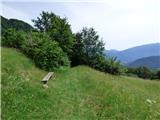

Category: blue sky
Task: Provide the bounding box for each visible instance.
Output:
[1,0,160,50]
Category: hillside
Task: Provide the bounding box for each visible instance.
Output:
[1,16,33,33]
[2,47,160,120]
[128,56,160,68]
[105,43,160,64]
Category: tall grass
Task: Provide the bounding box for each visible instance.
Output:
[2,47,160,119]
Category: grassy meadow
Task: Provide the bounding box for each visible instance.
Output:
[2,47,160,120]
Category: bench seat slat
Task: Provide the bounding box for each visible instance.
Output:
[42,72,54,82]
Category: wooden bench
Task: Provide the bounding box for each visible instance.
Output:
[41,72,54,85]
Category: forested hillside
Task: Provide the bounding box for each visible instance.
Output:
[128,56,160,69]
[1,16,33,33]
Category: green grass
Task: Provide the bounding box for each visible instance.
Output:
[2,47,160,120]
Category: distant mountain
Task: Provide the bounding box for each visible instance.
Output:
[1,16,34,33]
[127,56,160,68]
[105,43,160,64]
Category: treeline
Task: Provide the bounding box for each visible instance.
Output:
[1,12,160,80]
[126,66,160,80]
[1,11,124,75]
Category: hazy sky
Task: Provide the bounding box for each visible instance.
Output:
[1,0,160,50]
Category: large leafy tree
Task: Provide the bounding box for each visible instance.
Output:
[72,27,105,66]
[32,11,75,56]
[72,27,124,75]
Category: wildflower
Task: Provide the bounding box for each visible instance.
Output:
[146,99,152,104]
[146,99,156,105]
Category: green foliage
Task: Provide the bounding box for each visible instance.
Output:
[21,32,70,71]
[104,57,126,75]
[152,71,160,80]
[1,12,125,75]
[95,56,125,75]
[72,27,104,66]
[1,28,25,48]
[1,22,70,71]
[72,27,124,75]
[1,12,134,76]
[127,66,153,79]
[136,66,152,79]
[32,11,75,56]
[2,48,160,119]
[156,71,160,79]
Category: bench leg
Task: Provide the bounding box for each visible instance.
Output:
[43,84,48,88]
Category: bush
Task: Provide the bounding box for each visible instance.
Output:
[2,29,70,71]
[21,32,70,71]
[93,56,125,75]
[136,66,152,79]
[152,70,160,80]
[103,57,125,75]
[156,71,160,79]
[128,66,152,79]
[1,28,25,48]
[126,67,160,80]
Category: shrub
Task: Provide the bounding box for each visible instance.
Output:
[156,71,160,79]
[21,32,70,71]
[104,57,125,75]
[152,70,160,80]
[135,66,152,79]
[93,56,125,75]
[126,67,160,80]
[1,28,25,48]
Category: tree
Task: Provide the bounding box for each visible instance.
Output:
[72,27,125,75]
[32,11,75,56]
[72,27,105,66]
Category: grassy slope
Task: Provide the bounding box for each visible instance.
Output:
[2,47,160,120]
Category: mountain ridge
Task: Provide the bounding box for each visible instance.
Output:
[105,43,160,64]
[127,56,160,68]
[1,15,34,33]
